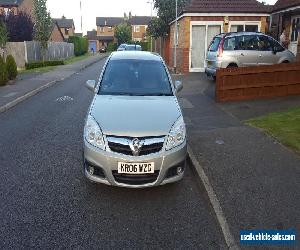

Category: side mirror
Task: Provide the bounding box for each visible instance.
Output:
[86,80,96,92]
[175,80,183,93]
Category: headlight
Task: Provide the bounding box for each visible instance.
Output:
[165,116,186,151]
[84,115,105,150]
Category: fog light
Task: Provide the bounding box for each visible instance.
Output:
[177,166,183,175]
[88,166,94,175]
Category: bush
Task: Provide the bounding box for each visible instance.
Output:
[68,36,88,56]
[0,55,8,85]
[135,41,150,51]
[107,42,118,52]
[25,60,64,70]
[6,55,18,80]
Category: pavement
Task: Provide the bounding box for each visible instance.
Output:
[0,58,227,249]
[175,73,300,248]
[0,54,108,112]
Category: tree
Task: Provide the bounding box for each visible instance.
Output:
[148,0,190,38]
[0,20,8,49]
[5,11,34,42]
[0,55,8,85]
[115,23,132,45]
[33,0,52,55]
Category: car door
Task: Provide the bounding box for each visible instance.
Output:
[257,35,281,65]
[237,35,260,67]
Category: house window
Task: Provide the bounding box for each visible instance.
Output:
[230,23,259,33]
[108,26,112,31]
[99,27,104,33]
[65,28,69,35]
[291,17,300,42]
[134,26,140,33]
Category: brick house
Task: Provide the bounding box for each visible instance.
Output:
[270,0,300,60]
[129,16,152,42]
[0,0,33,16]
[53,17,75,41]
[168,0,270,73]
[88,16,152,52]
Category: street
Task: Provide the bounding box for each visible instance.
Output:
[0,58,226,249]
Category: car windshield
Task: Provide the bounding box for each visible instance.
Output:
[99,59,173,96]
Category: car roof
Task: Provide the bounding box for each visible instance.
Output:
[216,31,266,38]
[110,51,162,61]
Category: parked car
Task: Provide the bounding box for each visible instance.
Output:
[99,47,107,53]
[125,44,142,51]
[84,51,187,188]
[205,32,296,77]
[117,44,127,51]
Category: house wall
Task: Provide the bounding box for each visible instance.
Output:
[19,0,33,16]
[168,15,268,73]
[97,26,115,36]
[49,25,64,42]
[132,25,147,41]
[60,26,75,40]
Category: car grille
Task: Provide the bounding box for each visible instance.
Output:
[107,136,165,156]
[112,171,160,185]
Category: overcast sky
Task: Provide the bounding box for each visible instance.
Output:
[47,0,277,34]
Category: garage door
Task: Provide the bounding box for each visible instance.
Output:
[190,24,222,72]
[89,41,97,53]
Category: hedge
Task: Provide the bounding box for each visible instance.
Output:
[68,36,88,56]
[25,60,64,70]
[6,55,18,80]
[135,41,150,51]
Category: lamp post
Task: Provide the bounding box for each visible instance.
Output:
[147,0,154,52]
[174,0,178,74]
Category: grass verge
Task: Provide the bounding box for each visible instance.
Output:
[246,107,300,152]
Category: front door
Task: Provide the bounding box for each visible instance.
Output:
[289,16,300,56]
[190,24,221,72]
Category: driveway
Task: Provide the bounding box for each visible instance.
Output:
[175,72,300,247]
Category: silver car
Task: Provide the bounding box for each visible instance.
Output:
[205,32,296,77]
[83,51,187,188]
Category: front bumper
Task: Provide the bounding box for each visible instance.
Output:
[83,139,187,188]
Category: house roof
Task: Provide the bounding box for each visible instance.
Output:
[50,20,65,41]
[183,0,270,14]
[129,16,152,25]
[53,18,74,29]
[272,0,300,12]
[96,17,124,26]
[0,0,24,6]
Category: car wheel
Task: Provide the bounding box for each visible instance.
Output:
[227,64,238,68]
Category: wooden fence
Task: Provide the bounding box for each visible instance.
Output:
[216,63,300,102]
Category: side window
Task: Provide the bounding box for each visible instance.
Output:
[238,35,259,50]
[223,37,236,51]
[258,36,273,51]
[268,37,285,52]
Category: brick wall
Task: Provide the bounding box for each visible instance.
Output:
[169,17,190,73]
[49,24,64,42]
[97,26,115,37]
[132,25,147,41]
[19,0,33,16]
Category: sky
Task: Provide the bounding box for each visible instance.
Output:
[47,0,277,35]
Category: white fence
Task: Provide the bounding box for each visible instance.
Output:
[4,41,74,69]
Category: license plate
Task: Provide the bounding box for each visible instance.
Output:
[118,162,155,174]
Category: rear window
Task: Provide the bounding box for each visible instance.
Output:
[208,37,221,52]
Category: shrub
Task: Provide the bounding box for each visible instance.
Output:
[135,41,150,51]
[6,55,18,80]
[68,36,88,56]
[107,42,118,52]
[25,60,64,70]
[0,55,8,85]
